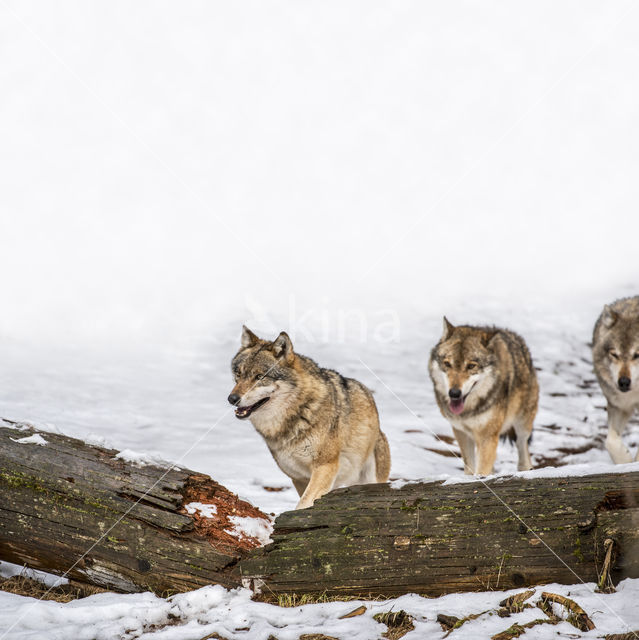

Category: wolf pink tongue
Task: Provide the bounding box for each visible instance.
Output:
[450,399,464,415]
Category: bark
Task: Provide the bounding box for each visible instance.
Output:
[240,470,639,599]
[0,420,269,595]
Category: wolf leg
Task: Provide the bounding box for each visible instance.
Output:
[606,403,633,464]
[374,431,391,482]
[296,460,339,510]
[292,477,308,497]
[475,433,499,475]
[358,452,377,484]
[452,428,476,474]
[513,418,533,471]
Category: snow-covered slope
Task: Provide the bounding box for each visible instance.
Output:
[2,0,639,636]
[2,579,638,639]
[1,295,637,515]
[2,295,639,637]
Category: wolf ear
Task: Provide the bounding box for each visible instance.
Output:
[602,305,618,329]
[241,325,260,348]
[442,317,455,340]
[481,329,499,348]
[272,331,294,362]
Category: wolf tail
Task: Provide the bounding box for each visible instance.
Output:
[374,431,391,483]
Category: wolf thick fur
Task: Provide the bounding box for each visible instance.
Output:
[428,318,538,475]
[592,296,639,464]
[229,327,391,509]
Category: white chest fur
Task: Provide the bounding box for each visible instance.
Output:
[267,437,314,480]
[450,413,486,434]
[610,388,639,413]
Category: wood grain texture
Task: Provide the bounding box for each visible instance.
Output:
[240,471,639,599]
[0,422,267,595]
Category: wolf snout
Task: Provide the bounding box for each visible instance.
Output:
[448,387,462,400]
[228,393,241,405]
[618,376,631,392]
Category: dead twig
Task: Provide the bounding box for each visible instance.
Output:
[338,604,366,619]
[538,592,595,632]
[436,613,461,631]
[437,610,490,636]
[597,538,616,593]
[491,618,559,640]
[497,589,535,616]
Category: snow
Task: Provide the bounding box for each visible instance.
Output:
[225,516,273,547]
[2,297,638,638]
[9,433,48,446]
[183,502,217,518]
[4,295,637,517]
[114,449,177,469]
[1,0,639,637]
[1,579,638,640]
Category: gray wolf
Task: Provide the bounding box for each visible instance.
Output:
[228,326,391,509]
[428,318,538,475]
[592,296,639,463]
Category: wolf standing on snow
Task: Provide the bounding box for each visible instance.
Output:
[593,296,639,464]
[428,318,538,475]
[228,327,391,509]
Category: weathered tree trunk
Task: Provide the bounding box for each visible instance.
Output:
[240,470,639,599]
[4,418,639,601]
[0,420,270,595]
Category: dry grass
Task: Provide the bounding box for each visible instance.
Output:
[0,573,105,603]
[373,610,415,640]
[264,590,390,608]
[272,591,363,607]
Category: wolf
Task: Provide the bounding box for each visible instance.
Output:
[228,327,391,509]
[592,296,639,464]
[428,318,538,475]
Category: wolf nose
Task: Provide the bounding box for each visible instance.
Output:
[618,376,631,392]
[449,387,462,400]
[228,393,241,405]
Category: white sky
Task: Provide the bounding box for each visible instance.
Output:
[1,1,637,343]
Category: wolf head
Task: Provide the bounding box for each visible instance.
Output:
[228,326,298,421]
[595,304,639,394]
[429,317,498,416]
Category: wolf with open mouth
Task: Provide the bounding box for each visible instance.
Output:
[228,326,391,509]
[428,318,538,475]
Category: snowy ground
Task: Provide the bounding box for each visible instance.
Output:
[2,293,639,638]
[2,1,639,636]
[1,579,639,640]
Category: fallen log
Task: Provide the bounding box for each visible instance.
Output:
[0,419,271,595]
[240,469,639,599]
[4,417,639,601]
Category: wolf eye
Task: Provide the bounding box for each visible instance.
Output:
[466,362,477,371]
[633,353,639,360]
[609,351,619,360]
[255,373,264,381]
[442,360,452,369]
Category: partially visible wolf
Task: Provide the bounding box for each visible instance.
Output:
[228,327,391,509]
[592,296,639,464]
[428,318,538,475]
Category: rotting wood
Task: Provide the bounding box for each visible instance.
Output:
[0,420,270,595]
[240,470,639,599]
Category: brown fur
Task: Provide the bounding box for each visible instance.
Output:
[592,296,639,464]
[229,327,391,509]
[428,318,538,475]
